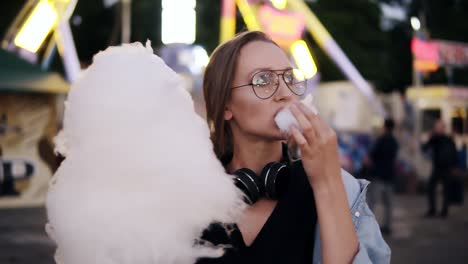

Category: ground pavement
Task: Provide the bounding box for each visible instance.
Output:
[1,193,467,263]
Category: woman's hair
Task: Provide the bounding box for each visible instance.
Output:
[203,31,278,160]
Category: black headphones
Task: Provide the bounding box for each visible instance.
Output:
[232,162,291,205]
[228,144,292,205]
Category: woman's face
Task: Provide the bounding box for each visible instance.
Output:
[225,41,300,141]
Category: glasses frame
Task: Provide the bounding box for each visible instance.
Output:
[231,68,307,99]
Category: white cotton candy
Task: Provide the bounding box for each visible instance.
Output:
[274,94,319,134]
[274,107,299,134]
[46,41,245,264]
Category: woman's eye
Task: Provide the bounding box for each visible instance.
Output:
[252,73,271,86]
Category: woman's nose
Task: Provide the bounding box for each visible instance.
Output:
[274,78,294,101]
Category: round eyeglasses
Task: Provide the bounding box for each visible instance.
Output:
[232,68,307,99]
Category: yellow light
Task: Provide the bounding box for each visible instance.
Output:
[290,40,317,79]
[459,108,467,118]
[288,0,332,47]
[14,0,58,53]
[236,0,261,30]
[292,68,306,82]
[407,87,449,99]
[271,0,287,10]
[220,0,236,43]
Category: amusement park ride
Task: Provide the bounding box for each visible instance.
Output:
[2,0,80,83]
[2,0,387,117]
[1,0,467,185]
[220,0,386,117]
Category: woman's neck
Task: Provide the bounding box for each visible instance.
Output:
[228,138,283,175]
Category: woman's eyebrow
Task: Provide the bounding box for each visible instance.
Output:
[248,67,273,79]
[247,67,293,79]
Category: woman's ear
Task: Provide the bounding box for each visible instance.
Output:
[224,105,233,121]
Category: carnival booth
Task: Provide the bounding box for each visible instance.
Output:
[312,81,382,175]
[405,85,468,181]
[0,49,69,208]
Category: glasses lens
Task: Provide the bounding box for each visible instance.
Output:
[252,71,279,99]
[284,69,307,96]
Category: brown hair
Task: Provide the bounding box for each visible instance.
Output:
[203,31,277,160]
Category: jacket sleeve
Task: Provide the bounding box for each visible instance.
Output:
[312,170,391,264]
[349,180,391,263]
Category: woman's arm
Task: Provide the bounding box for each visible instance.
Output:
[289,102,358,263]
[312,172,358,263]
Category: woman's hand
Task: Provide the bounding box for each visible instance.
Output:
[289,101,359,263]
[288,101,342,188]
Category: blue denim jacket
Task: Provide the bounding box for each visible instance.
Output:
[312,169,391,264]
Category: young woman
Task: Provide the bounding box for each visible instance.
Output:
[197,31,390,264]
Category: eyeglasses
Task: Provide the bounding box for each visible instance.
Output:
[232,68,307,99]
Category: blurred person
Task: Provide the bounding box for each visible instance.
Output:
[0,114,4,194]
[368,119,399,235]
[357,154,373,181]
[458,143,467,171]
[422,119,458,218]
[0,145,3,194]
[448,142,466,206]
[197,31,390,264]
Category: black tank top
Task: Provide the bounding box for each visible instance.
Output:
[195,161,317,264]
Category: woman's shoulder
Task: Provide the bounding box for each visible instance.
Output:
[340,169,370,209]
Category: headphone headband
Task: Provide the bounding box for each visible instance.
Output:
[232,161,290,204]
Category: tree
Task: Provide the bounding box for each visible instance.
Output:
[71,0,116,64]
[380,21,412,92]
[306,0,411,92]
[195,0,221,54]
[71,0,161,64]
[194,0,415,92]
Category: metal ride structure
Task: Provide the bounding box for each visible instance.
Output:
[2,0,81,83]
[220,0,386,118]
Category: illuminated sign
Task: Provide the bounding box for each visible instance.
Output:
[258,5,305,48]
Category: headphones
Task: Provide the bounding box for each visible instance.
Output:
[232,161,291,205]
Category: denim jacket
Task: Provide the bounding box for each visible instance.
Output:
[312,169,391,264]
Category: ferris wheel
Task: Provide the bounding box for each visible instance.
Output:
[220,0,386,117]
[1,0,80,82]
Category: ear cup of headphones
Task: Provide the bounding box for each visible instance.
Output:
[232,168,264,205]
[260,162,291,200]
